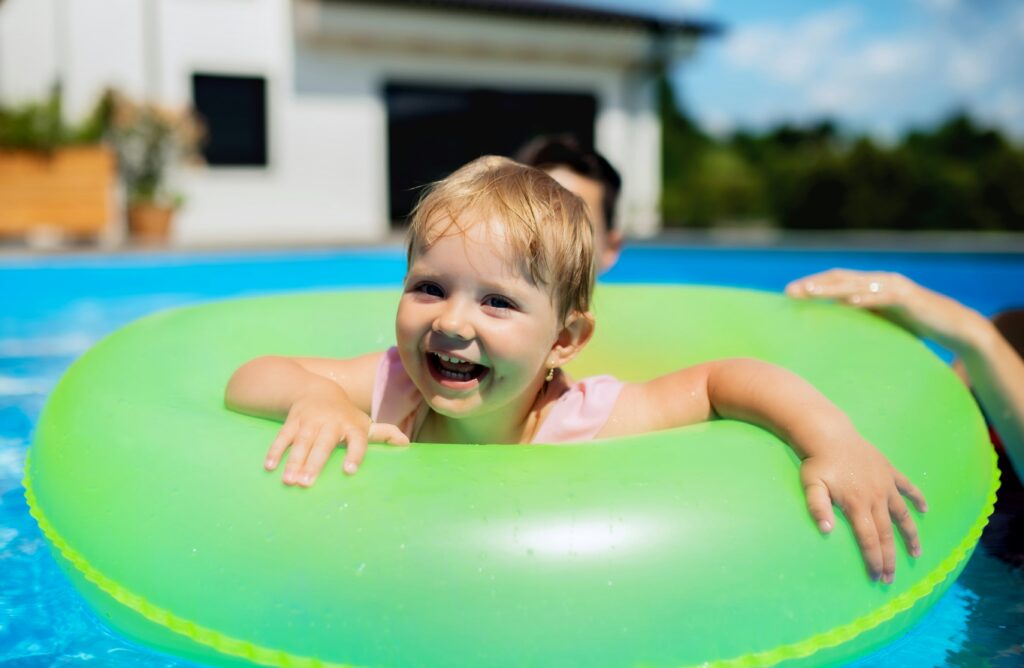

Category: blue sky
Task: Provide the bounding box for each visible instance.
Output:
[565,0,1024,140]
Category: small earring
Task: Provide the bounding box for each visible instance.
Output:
[545,366,556,382]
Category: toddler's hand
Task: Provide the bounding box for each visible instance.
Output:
[799,434,927,584]
[263,387,409,486]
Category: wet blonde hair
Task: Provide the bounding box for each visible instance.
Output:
[407,155,596,322]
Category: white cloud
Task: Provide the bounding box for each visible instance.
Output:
[725,7,861,85]
[823,38,932,112]
[668,0,714,12]
[914,0,962,14]
[691,1,1024,138]
[700,109,735,137]
[720,7,933,118]
[946,50,990,92]
[994,91,1024,118]
[985,90,1024,137]
[859,39,929,78]
[807,82,859,113]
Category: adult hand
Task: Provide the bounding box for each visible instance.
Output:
[786,269,988,354]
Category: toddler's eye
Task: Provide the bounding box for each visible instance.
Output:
[414,282,444,298]
[484,295,516,310]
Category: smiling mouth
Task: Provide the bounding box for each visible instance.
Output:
[426,352,489,384]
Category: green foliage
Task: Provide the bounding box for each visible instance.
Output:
[0,86,112,151]
[0,87,203,206]
[104,90,203,205]
[661,81,1024,231]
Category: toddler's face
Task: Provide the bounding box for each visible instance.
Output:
[397,217,562,421]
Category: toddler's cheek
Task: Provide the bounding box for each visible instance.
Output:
[394,313,421,347]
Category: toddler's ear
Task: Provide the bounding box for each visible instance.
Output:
[551,311,595,367]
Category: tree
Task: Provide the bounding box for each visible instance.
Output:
[659,80,1024,231]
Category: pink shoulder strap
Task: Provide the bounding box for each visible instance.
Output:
[371,347,423,439]
[531,375,625,444]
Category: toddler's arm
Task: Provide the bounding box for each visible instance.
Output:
[225,352,408,485]
[604,361,927,584]
[787,269,1024,481]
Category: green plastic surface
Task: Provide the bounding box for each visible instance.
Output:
[25,286,998,667]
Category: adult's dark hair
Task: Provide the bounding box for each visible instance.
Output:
[993,308,1024,359]
[515,135,621,232]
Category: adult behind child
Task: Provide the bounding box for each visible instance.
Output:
[787,270,1024,482]
[516,135,624,272]
[226,156,927,584]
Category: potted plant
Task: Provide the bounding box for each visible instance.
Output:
[106,91,204,243]
[0,87,117,243]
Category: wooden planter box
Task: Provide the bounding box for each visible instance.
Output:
[0,145,116,241]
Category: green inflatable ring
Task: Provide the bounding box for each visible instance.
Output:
[25,286,997,667]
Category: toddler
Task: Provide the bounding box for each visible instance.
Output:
[226,156,927,584]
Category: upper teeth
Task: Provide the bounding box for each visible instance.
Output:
[437,353,470,364]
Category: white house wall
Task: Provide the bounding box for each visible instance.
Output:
[157,0,349,246]
[64,0,148,116]
[0,0,148,118]
[0,0,62,104]
[299,1,659,68]
[297,0,668,239]
[619,75,662,237]
[1,0,678,246]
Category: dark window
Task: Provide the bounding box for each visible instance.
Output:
[192,73,268,166]
[385,82,596,224]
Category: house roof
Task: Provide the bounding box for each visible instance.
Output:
[326,0,723,37]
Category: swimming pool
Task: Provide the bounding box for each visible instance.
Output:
[2,245,1022,667]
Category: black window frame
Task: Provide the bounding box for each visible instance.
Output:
[385,81,597,224]
[191,72,269,168]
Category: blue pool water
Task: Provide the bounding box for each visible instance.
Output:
[1,245,1023,667]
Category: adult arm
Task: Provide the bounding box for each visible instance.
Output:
[787,270,1024,481]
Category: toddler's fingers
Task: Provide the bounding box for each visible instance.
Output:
[298,425,341,487]
[889,492,921,558]
[873,504,896,584]
[368,422,410,446]
[803,480,835,533]
[342,427,368,475]
[282,425,316,485]
[895,472,928,512]
[847,507,884,582]
[265,421,299,470]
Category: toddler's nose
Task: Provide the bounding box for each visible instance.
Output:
[433,302,474,340]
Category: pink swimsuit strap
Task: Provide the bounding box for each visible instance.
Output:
[370,347,424,439]
[529,373,624,443]
[370,347,624,443]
